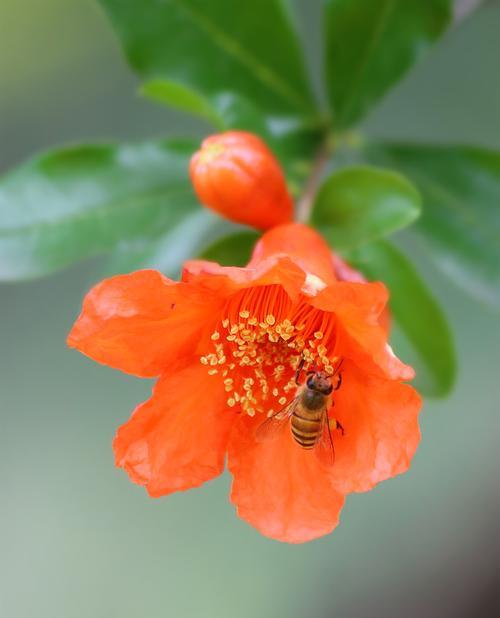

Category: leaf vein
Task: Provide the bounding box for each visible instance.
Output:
[170,0,311,112]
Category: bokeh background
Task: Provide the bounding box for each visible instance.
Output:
[1,1,499,616]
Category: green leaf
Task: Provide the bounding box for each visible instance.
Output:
[311,166,421,250]
[106,210,236,278]
[100,0,316,116]
[140,79,225,129]
[199,230,260,266]
[366,143,500,309]
[0,139,198,280]
[324,0,452,128]
[343,240,456,397]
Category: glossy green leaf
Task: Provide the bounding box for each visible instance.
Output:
[343,239,456,397]
[199,230,260,267]
[140,79,225,129]
[0,139,198,280]
[324,0,452,128]
[311,166,421,250]
[106,210,236,278]
[100,0,316,116]
[367,143,500,309]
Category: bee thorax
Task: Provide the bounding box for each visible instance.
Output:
[301,389,327,410]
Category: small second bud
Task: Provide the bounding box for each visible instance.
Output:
[189,131,293,230]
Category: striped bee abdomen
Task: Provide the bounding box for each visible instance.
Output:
[291,412,323,449]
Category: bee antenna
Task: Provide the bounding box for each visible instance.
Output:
[330,358,344,378]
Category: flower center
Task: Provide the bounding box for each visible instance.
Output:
[200,285,339,416]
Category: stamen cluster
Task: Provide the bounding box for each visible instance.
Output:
[201,296,338,416]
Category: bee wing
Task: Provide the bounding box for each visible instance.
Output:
[254,399,297,443]
[313,412,335,468]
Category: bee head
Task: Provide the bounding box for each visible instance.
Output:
[306,371,333,395]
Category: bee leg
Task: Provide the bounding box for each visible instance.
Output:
[333,373,342,391]
[295,357,305,385]
[329,418,345,436]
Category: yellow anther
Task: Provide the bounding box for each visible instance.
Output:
[239,310,250,319]
[200,357,208,365]
[211,331,220,341]
[278,396,287,406]
[208,369,218,375]
[227,398,236,407]
[265,314,276,325]
[222,318,229,328]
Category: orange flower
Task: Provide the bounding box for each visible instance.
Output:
[68,223,421,543]
[190,131,293,229]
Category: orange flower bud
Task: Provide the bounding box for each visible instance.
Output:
[189,131,294,230]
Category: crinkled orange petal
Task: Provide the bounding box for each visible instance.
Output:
[332,253,390,334]
[228,415,346,543]
[329,362,421,494]
[310,282,414,381]
[183,256,306,302]
[67,270,221,377]
[113,361,234,496]
[248,223,337,286]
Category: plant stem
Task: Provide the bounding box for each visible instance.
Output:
[296,137,333,223]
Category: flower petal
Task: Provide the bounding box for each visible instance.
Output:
[248,223,337,286]
[333,253,390,334]
[330,362,422,494]
[183,256,306,302]
[228,415,345,543]
[67,270,221,377]
[311,281,414,380]
[113,361,234,496]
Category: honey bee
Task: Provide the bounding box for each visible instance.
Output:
[256,359,344,467]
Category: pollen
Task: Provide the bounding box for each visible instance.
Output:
[200,286,337,415]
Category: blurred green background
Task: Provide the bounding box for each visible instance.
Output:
[1,1,499,616]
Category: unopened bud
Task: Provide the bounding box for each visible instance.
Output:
[189,131,293,230]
